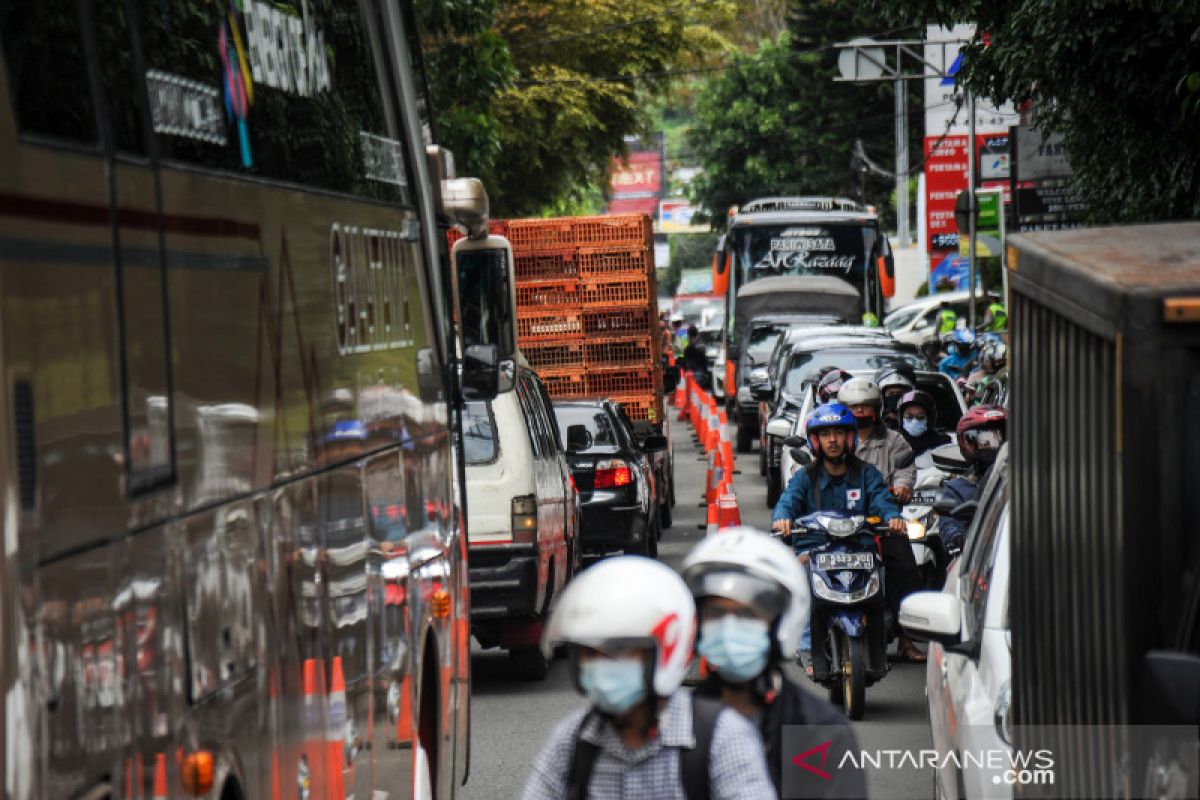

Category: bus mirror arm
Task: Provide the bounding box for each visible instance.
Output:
[442,178,491,240]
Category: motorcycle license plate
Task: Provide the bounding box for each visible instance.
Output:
[814,552,874,570]
[910,490,939,506]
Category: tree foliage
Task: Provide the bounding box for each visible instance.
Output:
[873,0,1200,222]
[685,2,921,229]
[419,0,736,217]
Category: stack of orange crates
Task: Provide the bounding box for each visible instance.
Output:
[449,215,663,423]
[514,215,662,423]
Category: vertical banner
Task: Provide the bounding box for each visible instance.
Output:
[608,134,664,217]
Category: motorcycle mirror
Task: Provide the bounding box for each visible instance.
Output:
[950,500,978,518]
[783,435,806,448]
[790,447,813,466]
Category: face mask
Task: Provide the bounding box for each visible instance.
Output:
[698,616,771,683]
[854,413,874,430]
[902,418,928,437]
[578,658,646,715]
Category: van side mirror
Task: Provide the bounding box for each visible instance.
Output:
[641,434,668,452]
[565,424,593,453]
[461,344,499,401]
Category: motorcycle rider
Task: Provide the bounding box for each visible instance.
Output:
[980,301,1008,332]
[937,405,1007,550]
[875,364,917,430]
[770,403,907,670]
[683,528,867,799]
[523,556,775,800]
[936,301,958,335]
[938,329,977,379]
[897,389,952,457]
[974,338,1009,406]
[836,378,925,663]
[816,367,853,404]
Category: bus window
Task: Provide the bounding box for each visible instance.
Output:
[128,0,411,204]
[0,2,98,144]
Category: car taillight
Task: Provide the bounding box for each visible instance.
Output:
[594,460,633,489]
[512,495,537,544]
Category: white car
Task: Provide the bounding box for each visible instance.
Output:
[884,291,1001,348]
[900,447,1012,800]
[465,368,579,679]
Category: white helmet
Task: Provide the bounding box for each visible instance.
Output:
[838,377,882,412]
[542,556,695,697]
[680,527,810,659]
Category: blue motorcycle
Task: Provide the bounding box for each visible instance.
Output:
[796,512,890,720]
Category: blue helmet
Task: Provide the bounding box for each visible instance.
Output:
[805,402,858,456]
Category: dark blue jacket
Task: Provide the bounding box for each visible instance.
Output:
[937,475,979,549]
[772,458,900,550]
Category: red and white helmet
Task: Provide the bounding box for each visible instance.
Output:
[542,556,695,696]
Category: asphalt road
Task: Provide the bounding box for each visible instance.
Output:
[463,410,933,799]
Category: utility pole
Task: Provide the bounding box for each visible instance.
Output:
[967,91,977,332]
[895,78,909,246]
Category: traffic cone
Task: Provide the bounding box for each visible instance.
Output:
[152,753,168,800]
[124,757,132,800]
[721,440,736,482]
[270,667,282,800]
[717,490,741,529]
[394,673,414,748]
[302,659,327,796]
[327,657,348,799]
[705,501,719,537]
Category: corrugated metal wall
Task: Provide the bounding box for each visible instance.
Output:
[1011,287,1125,797]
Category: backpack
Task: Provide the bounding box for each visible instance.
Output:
[566,694,724,800]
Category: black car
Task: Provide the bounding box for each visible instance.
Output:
[553,400,667,559]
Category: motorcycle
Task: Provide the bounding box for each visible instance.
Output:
[901,450,957,589]
[792,512,890,721]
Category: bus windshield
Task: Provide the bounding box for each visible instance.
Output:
[733,222,876,287]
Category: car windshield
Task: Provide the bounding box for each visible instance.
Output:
[783,348,926,395]
[884,306,922,332]
[675,297,723,327]
[463,402,497,464]
[734,222,874,281]
[746,324,786,363]
[677,270,713,294]
[554,404,619,447]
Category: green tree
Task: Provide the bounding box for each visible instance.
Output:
[873,0,1200,222]
[686,3,921,229]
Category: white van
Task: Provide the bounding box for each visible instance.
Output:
[465,369,579,679]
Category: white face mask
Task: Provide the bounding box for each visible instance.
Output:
[902,417,928,437]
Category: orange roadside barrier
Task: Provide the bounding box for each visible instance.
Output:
[720,441,736,486]
[327,657,348,799]
[394,673,414,748]
[302,659,327,797]
[717,491,741,529]
[152,753,168,800]
[705,501,719,537]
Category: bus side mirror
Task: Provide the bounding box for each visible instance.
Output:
[462,344,499,401]
[877,237,896,300]
[712,234,730,298]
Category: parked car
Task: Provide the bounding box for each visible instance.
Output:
[753,337,926,505]
[899,444,1011,800]
[465,369,580,680]
[553,399,667,559]
[884,290,1001,349]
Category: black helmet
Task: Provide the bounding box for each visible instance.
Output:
[897,389,937,429]
[817,368,853,403]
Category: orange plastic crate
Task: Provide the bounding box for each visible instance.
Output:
[578,246,652,279]
[586,368,657,397]
[612,394,662,423]
[515,278,580,309]
[583,307,654,337]
[514,248,578,281]
[584,336,655,369]
[572,215,650,247]
[524,340,585,371]
[580,276,651,307]
[540,369,587,399]
[507,218,575,250]
[516,309,583,341]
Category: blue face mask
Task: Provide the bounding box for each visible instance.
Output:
[697,616,770,683]
[902,418,928,437]
[578,658,646,715]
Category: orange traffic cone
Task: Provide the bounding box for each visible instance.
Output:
[717,491,741,529]
[394,673,414,748]
[327,657,348,799]
[152,753,168,800]
[705,501,719,537]
[302,659,327,797]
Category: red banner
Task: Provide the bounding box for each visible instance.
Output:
[608,149,662,217]
[924,134,1009,260]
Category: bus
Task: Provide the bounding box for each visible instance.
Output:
[0,2,511,798]
[711,196,896,402]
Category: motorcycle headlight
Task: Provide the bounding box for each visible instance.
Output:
[811,572,881,603]
[907,520,927,540]
[827,517,857,539]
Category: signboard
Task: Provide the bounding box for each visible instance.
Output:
[658,199,707,233]
[923,25,1020,137]
[924,134,1010,260]
[1010,125,1087,232]
[957,189,1004,258]
[609,145,663,217]
[1013,125,1072,181]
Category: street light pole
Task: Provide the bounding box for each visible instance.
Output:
[895,78,909,246]
[967,89,977,332]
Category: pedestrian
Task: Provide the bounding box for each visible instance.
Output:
[522,556,775,800]
[683,527,867,799]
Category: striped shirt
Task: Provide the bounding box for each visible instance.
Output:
[521,690,776,800]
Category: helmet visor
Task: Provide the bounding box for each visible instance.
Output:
[966,429,1004,450]
[684,569,789,621]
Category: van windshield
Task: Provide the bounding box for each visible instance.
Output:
[463,402,498,464]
